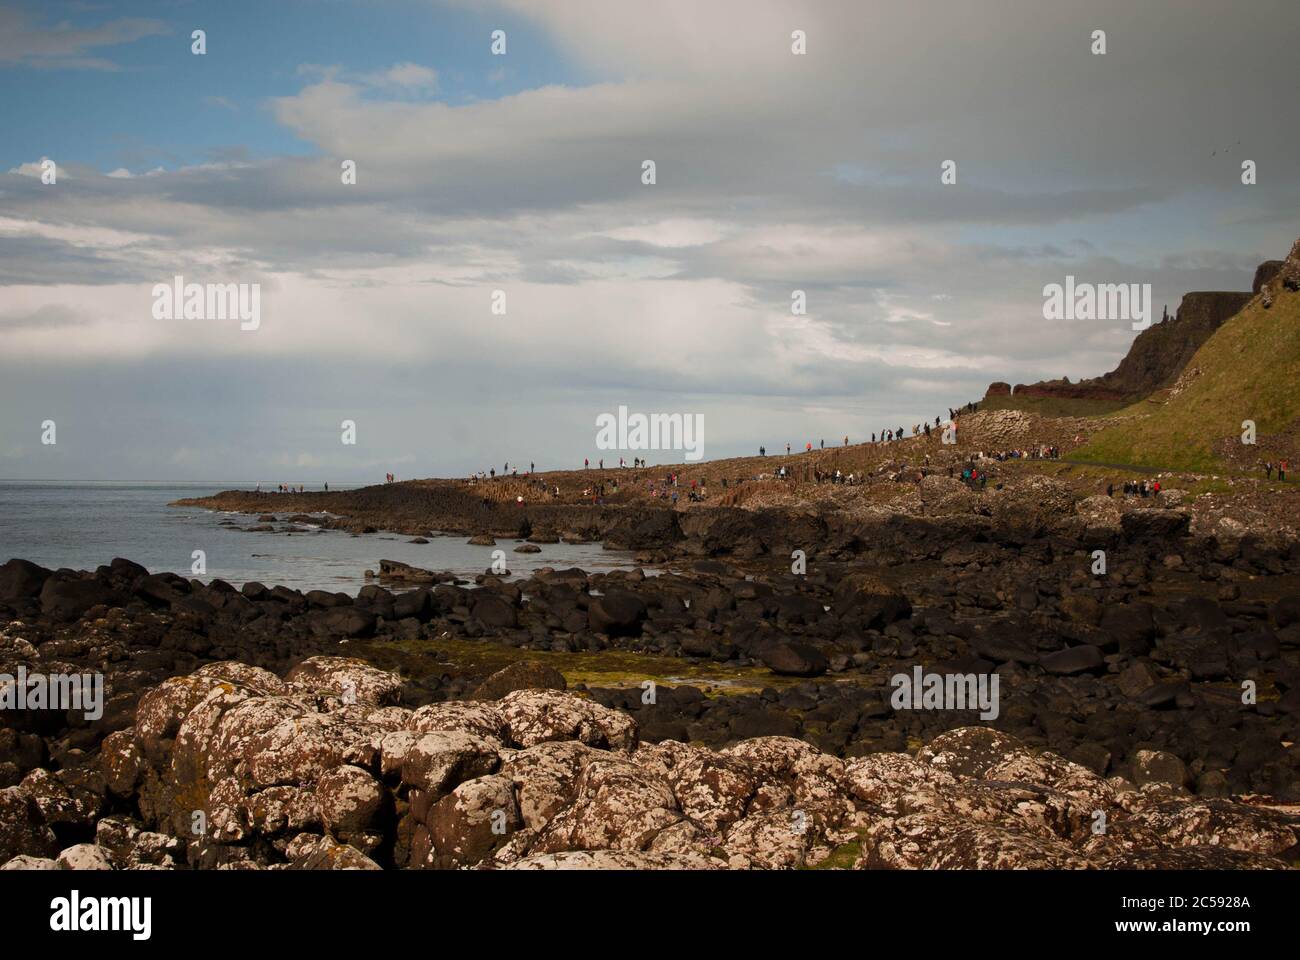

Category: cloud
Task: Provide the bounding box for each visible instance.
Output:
[0,8,166,70]
[0,0,1295,479]
[367,62,439,91]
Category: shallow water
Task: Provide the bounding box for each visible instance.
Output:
[0,481,646,594]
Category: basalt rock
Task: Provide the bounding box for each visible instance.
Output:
[2,659,1297,871]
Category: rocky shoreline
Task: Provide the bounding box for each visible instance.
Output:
[6,654,1297,870]
[3,473,1300,868]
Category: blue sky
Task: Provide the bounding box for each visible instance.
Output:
[0,0,595,172]
[1,0,1296,481]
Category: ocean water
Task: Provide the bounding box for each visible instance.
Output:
[0,481,644,594]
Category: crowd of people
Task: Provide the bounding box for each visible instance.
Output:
[1109,479,1162,498]
[451,396,1103,507]
[987,445,1061,462]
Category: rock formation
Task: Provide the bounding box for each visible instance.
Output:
[4,657,1295,870]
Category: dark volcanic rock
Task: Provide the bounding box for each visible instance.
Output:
[760,641,828,677]
[588,591,647,637]
[0,559,52,601]
[38,575,120,621]
[831,573,911,627]
[471,594,518,630]
[1039,644,1105,675]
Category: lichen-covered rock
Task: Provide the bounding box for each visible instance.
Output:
[426,774,521,867]
[284,834,381,870]
[283,656,403,707]
[7,657,1295,873]
[500,689,637,751]
[1102,846,1291,869]
[193,661,290,696]
[0,787,58,862]
[843,753,959,816]
[533,753,681,853]
[396,731,501,797]
[101,729,146,797]
[723,806,829,869]
[1099,798,1296,856]
[134,675,230,761]
[409,700,507,742]
[498,740,595,830]
[723,736,847,809]
[19,767,104,831]
[94,816,183,868]
[668,752,757,832]
[918,726,1024,779]
[0,854,57,870]
[499,850,721,870]
[865,812,1093,869]
[55,843,115,870]
[316,765,384,836]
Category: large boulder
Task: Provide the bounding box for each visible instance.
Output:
[587,591,647,637]
[39,574,120,621]
[471,661,567,700]
[831,573,911,627]
[0,559,51,602]
[759,641,828,677]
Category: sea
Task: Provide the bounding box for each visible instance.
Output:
[0,481,644,594]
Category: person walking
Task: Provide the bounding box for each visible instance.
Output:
[1281,459,1289,481]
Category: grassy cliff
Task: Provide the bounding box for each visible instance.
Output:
[1072,282,1300,472]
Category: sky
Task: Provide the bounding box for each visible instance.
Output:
[1,0,1297,482]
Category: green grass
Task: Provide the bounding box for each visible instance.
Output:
[1072,289,1300,472]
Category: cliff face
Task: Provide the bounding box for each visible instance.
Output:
[987,280,1256,404]
[1087,290,1253,397]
